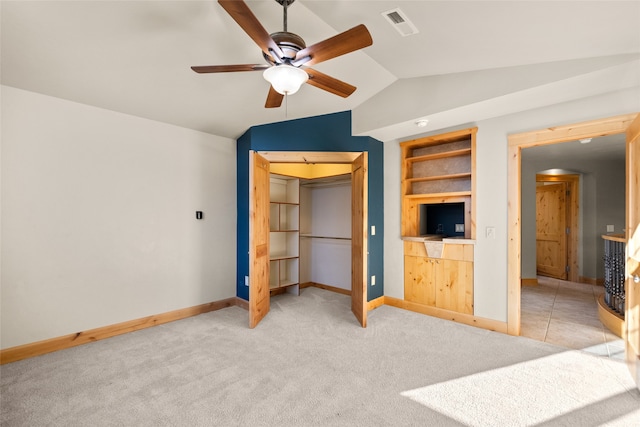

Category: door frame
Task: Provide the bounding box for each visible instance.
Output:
[535,174,580,283]
[507,113,640,336]
[252,150,369,327]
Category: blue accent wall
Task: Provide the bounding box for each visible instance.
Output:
[236,111,383,302]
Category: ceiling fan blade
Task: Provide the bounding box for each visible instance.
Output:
[191,64,270,74]
[265,86,284,108]
[305,68,356,98]
[191,64,269,73]
[293,24,372,67]
[218,0,285,62]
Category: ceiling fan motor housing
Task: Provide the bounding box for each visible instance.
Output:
[264,31,306,64]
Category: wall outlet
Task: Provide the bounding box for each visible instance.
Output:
[486,227,496,239]
[371,275,376,286]
[244,276,249,287]
[455,223,464,232]
[606,225,615,233]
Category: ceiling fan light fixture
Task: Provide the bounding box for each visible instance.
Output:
[263,64,308,95]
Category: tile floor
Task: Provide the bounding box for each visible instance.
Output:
[520,275,625,360]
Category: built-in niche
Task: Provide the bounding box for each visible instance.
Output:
[419,202,466,237]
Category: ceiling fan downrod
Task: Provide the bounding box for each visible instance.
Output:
[275,0,295,32]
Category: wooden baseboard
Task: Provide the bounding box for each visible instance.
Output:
[384,296,509,334]
[367,296,385,311]
[2,290,511,364]
[235,297,249,311]
[0,297,242,365]
[521,278,539,287]
[579,276,605,286]
[300,281,351,296]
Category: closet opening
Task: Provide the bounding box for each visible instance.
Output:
[249,151,368,328]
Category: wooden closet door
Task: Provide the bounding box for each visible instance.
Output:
[351,152,368,327]
[249,151,270,328]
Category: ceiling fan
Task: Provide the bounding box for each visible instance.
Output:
[191,0,373,108]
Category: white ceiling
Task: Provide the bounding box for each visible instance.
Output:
[2,1,640,142]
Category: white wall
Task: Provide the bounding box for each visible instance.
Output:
[383,87,640,323]
[1,86,237,349]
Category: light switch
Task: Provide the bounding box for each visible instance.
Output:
[486,227,496,239]
[371,225,376,236]
[606,225,614,232]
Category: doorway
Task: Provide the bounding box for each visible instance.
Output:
[507,113,640,388]
[249,151,368,329]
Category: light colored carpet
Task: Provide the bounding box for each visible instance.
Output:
[1,287,639,426]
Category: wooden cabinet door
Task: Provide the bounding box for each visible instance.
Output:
[351,152,368,327]
[435,259,473,314]
[536,182,568,279]
[249,151,270,328]
[626,113,640,388]
[404,256,436,306]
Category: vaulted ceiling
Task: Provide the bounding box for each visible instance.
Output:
[2,1,639,141]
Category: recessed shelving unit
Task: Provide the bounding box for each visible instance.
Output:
[400,127,476,238]
[269,175,300,293]
[400,127,477,318]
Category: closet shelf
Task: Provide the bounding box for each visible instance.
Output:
[270,255,299,262]
[270,201,299,206]
[300,234,351,240]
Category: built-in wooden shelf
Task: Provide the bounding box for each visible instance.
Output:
[404,191,472,199]
[405,172,472,184]
[405,148,472,164]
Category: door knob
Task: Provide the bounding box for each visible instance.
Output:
[634,274,640,284]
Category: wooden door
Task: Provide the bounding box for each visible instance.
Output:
[625,114,640,387]
[249,151,270,328]
[536,182,567,279]
[351,152,368,327]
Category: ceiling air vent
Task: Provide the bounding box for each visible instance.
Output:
[382,8,419,37]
